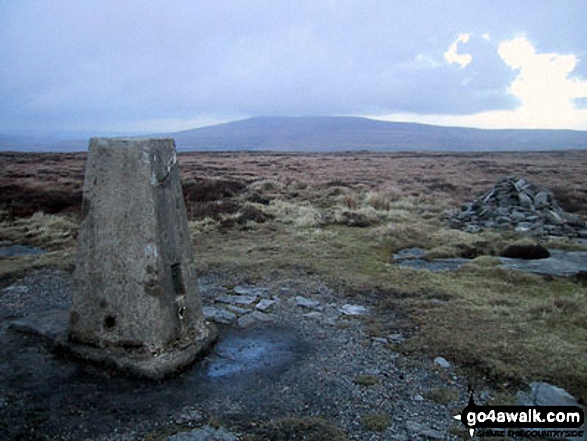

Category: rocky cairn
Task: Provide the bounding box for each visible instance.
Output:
[448,175,587,238]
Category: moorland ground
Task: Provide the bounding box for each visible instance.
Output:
[1,149,587,438]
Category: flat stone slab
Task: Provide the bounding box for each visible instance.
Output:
[396,258,470,272]
[9,309,218,380]
[9,309,69,343]
[202,306,237,325]
[255,299,276,312]
[339,304,368,316]
[215,294,258,306]
[393,247,426,261]
[498,250,587,276]
[293,296,320,308]
[394,248,587,277]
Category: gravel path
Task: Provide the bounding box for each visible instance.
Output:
[0,268,476,440]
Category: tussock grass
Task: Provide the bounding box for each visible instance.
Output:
[4,151,587,404]
[264,199,323,228]
[0,211,77,250]
[248,179,286,193]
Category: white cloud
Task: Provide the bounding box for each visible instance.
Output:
[482,33,490,41]
[374,36,587,130]
[443,33,472,68]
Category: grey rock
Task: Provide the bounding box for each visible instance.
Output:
[434,356,451,369]
[518,192,534,209]
[202,306,237,325]
[396,258,469,272]
[464,224,482,234]
[498,250,587,276]
[224,304,249,315]
[515,222,534,233]
[516,382,578,407]
[167,425,237,441]
[388,333,405,343]
[516,382,586,441]
[393,247,426,260]
[294,296,320,308]
[534,191,550,208]
[546,210,564,225]
[255,299,276,312]
[215,294,257,306]
[236,311,273,328]
[339,304,368,316]
[233,285,253,295]
[9,309,69,343]
[304,311,323,319]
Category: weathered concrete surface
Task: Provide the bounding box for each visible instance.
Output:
[69,138,216,378]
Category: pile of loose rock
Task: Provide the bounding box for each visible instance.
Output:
[448,175,587,238]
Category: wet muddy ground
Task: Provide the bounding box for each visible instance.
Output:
[1,269,472,440]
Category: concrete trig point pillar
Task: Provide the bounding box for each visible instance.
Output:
[69,138,216,379]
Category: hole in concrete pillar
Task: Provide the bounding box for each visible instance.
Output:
[178,306,186,320]
[103,315,116,331]
[171,263,185,295]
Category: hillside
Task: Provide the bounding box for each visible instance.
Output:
[2,116,587,151]
[168,116,587,151]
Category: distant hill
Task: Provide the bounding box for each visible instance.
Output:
[2,116,587,152]
[168,116,587,152]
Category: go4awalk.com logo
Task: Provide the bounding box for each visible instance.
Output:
[454,393,585,438]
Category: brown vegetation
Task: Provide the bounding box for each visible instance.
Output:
[2,149,587,403]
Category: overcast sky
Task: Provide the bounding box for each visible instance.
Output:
[1,0,587,133]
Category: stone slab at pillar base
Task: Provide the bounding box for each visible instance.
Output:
[10,309,217,380]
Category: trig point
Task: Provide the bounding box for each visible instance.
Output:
[68,138,216,379]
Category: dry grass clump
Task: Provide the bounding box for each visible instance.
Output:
[264,200,323,228]
[367,191,391,211]
[0,212,77,250]
[361,413,390,432]
[248,179,286,193]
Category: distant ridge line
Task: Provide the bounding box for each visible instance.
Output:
[2,116,587,152]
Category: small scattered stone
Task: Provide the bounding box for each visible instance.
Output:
[339,304,368,316]
[255,299,276,312]
[412,394,424,402]
[294,296,320,308]
[215,294,257,306]
[388,333,405,343]
[224,304,249,315]
[434,357,451,369]
[233,285,252,295]
[202,306,237,325]
[372,337,388,344]
[304,311,323,320]
[236,311,273,328]
[393,247,426,261]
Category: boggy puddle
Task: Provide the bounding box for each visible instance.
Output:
[0,321,310,439]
